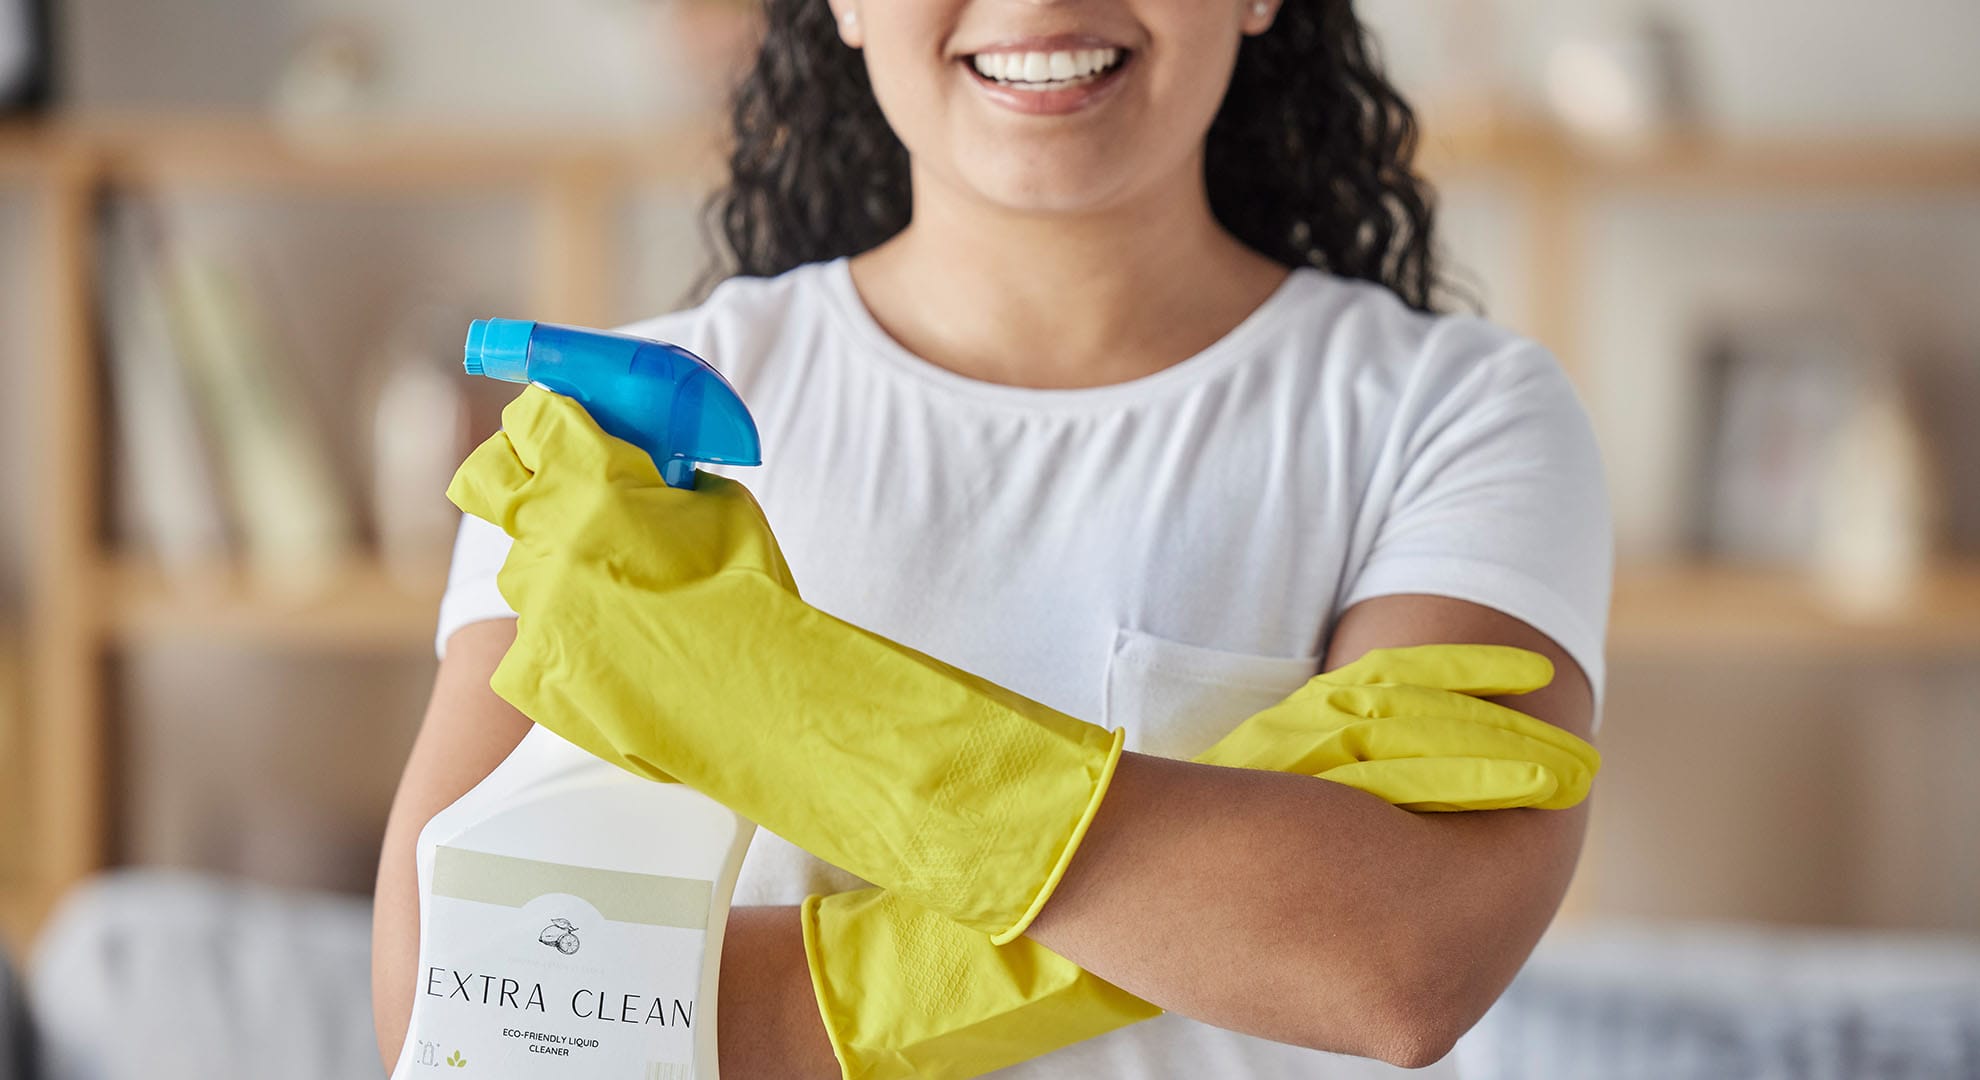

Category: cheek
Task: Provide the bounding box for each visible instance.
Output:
[1142,14,1246,133]
[860,52,942,161]
[853,4,959,159]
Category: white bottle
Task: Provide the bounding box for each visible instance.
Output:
[391,726,754,1079]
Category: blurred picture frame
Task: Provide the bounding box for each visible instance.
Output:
[0,0,51,112]
[1689,308,1942,602]
[1689,314,1867,563]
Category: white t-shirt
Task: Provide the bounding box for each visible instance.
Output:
[435,256,1612,1078]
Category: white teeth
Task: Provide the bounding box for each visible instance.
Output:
[970,47,1121,86]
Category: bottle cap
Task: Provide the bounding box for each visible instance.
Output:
[464,318,537,382]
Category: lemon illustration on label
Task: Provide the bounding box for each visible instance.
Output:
[538,918,581,955]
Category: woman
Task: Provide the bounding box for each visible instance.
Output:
[374,0,1611,1076]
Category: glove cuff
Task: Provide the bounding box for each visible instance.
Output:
[989,724,1126,946]
[800,893,861,1080]
[803,888,1161,1080]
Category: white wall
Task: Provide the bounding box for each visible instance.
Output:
[59,0,692,121]
[1361,0,1980,134]
[61,0,1980,132]
[57,0,294,108]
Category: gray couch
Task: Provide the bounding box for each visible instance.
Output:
[2,933,35,1080]
[1456,920,1980,1079]
[14,871,1980,1079]
[29,871,379,1080]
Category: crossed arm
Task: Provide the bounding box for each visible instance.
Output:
[375,592,1592,1075]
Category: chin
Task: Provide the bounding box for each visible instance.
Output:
[952,151,1141,218]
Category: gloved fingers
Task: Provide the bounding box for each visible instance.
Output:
[491,543,573,616]
[445,388,649,540]
[1200,708,1596,801]
[1326,699,1599,793]
[1324,681,1596,758]
[1322,711,1595,806]
[446,428,532,533]
[677,473,802,593]
[1318,757,1564,811]
[488,640,682,784]
[499,385,667,488]
[1245,684,1598,784]
[461,389,802,592]
[1318,644,1555,699]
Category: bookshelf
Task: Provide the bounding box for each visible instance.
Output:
[1609,562,1980,659]
[102,558,443,652]
[3,112,1980,951]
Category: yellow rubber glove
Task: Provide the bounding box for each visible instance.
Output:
[448,387,1123,944]
[802,644,1600,1080]
[1194,644,1597,812]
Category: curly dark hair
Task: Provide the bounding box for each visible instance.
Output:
[704,0,1450,312]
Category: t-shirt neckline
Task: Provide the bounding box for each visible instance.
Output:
[816,255,1314,412]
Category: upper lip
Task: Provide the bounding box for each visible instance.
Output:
[959,33,1130,57]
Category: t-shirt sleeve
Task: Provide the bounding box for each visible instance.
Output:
[434,510,517,660]
[1339,330,1614,712]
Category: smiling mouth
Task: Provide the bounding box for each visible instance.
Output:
[963,47,1131,92]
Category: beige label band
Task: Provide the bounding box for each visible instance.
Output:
[434,846,714,930]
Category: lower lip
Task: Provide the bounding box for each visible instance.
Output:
[963,55,1130,117]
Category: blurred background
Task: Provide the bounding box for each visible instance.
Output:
[0,0,1976,1077]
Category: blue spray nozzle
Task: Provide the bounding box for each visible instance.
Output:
[463,318,535,381]
[461,318,762,489]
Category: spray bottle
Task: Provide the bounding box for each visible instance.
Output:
[392,320,761,1080]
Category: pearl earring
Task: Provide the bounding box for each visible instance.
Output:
[840,9,858,29]
[1250,1,1270,15]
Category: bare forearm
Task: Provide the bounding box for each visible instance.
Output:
[372,621,534,1072]
[718,906,839,1079]
[1025,752,1586,1066]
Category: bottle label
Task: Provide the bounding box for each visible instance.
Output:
[404,846,713,1078]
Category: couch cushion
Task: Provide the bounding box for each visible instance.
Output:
[31,870,378,1080]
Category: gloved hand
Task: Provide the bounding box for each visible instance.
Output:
[449,386,1122,944]
[1194,643,1596,811]
[802,644,1600,1080]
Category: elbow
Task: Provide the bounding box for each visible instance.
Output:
[1367,949,1520,1069]
[1367,1002,1467,1071]
[1273,984,1469,1069]
[1280,954,1492,1070]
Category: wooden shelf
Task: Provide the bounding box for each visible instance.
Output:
[1417,121,1980,191]
[0,112,724,192]
[0,885,52,961]
[1610,562,1980,659]
[7,114,1980,195]
[100,559,443,653]
[1564,133,1980,194]
[81,557,1980,660]
[0,125,49,181]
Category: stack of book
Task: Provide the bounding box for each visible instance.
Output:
[100,202,358,598]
